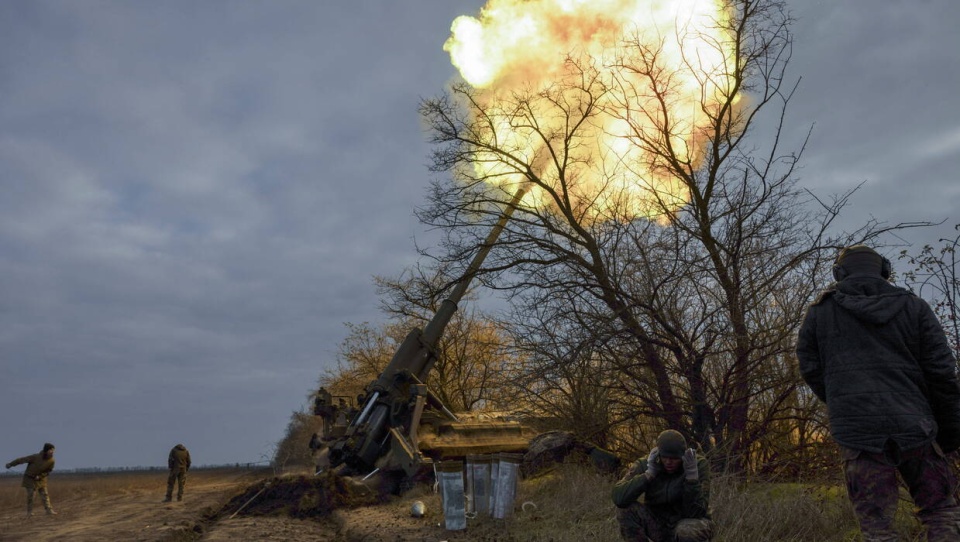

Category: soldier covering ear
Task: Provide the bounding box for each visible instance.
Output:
[612,430,713,541]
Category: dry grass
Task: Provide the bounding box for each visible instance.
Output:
[711,477,858,541]
[462,464,621,541]
[1,470,159,509]
[720,477,931,541]
[0,466,930,541]
[413,465,926,541]
[709,475,926,541]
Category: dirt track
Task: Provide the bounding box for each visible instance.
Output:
[0,470,251,541]
[0,470,497,542]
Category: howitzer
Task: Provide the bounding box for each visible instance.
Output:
[325,188,531,479]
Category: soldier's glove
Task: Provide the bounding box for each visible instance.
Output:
[4,462,11,469]
[644,447,661,481]
[682,448,698,481]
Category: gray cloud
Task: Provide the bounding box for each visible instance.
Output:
[0,0,472,468]
[1,0,958,469]
[786,0,960,242]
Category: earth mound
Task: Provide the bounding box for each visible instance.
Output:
[218,472,381,519]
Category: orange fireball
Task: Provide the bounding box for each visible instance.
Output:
[445,0,738,221]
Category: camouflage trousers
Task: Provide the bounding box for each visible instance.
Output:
[166,469,187,500]
[25,486,53,515]
[842,442,960,541]
[616,502,714,541]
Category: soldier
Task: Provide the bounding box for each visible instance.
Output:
[164,443,191,502]
[798,245,960,541]
[612,430,713,541]
[5,442,57,517]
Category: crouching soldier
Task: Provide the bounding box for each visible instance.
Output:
[612,430,712,541]
[5,442,57,517]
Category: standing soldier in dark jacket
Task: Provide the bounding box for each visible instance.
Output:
[612,430,713,541]
[798,245,960,541]
[5,442,57,516]
[165,443,191,502]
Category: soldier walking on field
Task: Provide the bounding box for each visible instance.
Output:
[612,430,713,541]
[5,442,57,517]
[798,245,960,541]
[164,443,191,502]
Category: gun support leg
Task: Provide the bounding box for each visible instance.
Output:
[409,394,427,451]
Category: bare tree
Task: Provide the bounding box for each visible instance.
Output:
[417,0,911,472]
[273,410,324,471]
[503,294,620,447]
[899,224,960,356]
[319,320,404,403]
[319,267,515,413]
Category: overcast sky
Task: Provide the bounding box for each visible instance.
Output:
[1,1,957,470]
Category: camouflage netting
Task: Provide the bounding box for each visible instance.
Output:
[219,473,381,519]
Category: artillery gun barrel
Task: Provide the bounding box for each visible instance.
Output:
[328,187,527,473]
[417,186,527,375]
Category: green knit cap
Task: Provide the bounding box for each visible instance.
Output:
[656,430,687,458]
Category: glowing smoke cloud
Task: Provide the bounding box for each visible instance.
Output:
[445,0,738,221]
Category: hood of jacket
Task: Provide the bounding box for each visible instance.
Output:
[830,276,912,325]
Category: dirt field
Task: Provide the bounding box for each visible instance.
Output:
[3,462,886,541]
[0,467,578,542]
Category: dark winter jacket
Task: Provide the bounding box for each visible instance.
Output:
[797,275,960,453]
[168,444,191,472]
[611,455,710,524]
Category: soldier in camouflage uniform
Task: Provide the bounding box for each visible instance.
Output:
[798,245,960,541]
[612,430,713,541]
[5,442,57,516]
[164,443,191,502]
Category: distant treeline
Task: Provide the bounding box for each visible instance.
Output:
[0,462,272,477]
